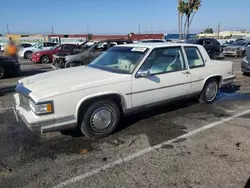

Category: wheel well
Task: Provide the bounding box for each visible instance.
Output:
[40,55,50,61]
[77,94,124,125]
[25,51,32,54]
[206,76,222,87]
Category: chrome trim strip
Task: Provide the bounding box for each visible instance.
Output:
[30,115,75,127]
[126,79,203,95]
[223,75,236,82]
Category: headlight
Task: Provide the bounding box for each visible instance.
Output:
[36,53,40,56]
[29,100,53,115]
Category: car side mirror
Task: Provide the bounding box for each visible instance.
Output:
[136,69,150,78]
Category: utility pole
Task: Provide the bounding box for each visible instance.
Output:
[6,23,9,34]
[217,23,220,39]
[51,25,54,35]
[138,24,140,35]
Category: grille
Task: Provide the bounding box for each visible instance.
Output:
[19,94,30,111]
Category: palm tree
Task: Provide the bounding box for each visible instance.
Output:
[189,0,201,28]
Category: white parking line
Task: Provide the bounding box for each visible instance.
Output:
[53,109,250,188]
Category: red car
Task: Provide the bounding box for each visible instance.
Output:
[31,44,78,63]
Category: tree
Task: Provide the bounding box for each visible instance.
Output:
[177,0,201,39]
[87,34,93,40]
[203,28,214,33]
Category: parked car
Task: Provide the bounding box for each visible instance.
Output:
[223,40,250,57]
[185,38,221,59]
[52,39,133,69]
[241,47,250,75]
[31,44,78,64]
[138,39,166,43]
[0,56,20,79]
[220,40,235,52]
[14,43,235,138]
[18,42,58,59]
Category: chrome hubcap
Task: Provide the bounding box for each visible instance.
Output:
[0,66,4,78]
[90,107,113,133]
[205,82,217,101]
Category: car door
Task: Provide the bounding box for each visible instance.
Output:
[183,46,206,95]
[131,46,192,108]
[203,39,214,57]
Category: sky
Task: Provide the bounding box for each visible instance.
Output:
[0,0,250,35]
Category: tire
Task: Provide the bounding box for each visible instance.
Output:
[79,100,121,139]
[211,50,219,60]
[0,65,5,79]
[241,50,246,57]
[24,51,32,59]
[41,55,50,64]
[199,78,219,103]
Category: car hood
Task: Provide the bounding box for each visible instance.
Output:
[18,66,131,101]
[225,45,243,49]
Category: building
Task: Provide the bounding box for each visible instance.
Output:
[198,30,250,39]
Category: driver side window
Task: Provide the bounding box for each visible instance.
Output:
[140,47,186,75]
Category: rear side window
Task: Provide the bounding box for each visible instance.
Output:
[184,47,205,68]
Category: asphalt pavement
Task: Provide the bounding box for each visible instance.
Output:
[0,56,250,188]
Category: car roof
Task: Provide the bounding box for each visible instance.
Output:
[99,39,133,42]
[116,42,200,49]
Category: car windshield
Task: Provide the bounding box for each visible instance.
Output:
[88,46,148,74]
[231,41,247,46]
[33,43,42,48]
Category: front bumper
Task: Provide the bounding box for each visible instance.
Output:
[241,61,250,73]
[223,51,238,56]
[14,88,77,133]
[31,54,40,63]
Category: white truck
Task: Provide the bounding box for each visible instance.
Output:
[14,43,235,139]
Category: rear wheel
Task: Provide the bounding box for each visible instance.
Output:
[199,78,219,103]
[79,100,121,139]
[41,55,50,64]
[0,66,5,79]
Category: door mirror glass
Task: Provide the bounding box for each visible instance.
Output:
[136,69,150,78]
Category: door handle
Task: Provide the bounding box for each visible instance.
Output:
[182,71,191,75]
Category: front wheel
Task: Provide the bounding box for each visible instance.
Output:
[41,55,50,64]
[79,100,121,139]
[199,78,219,103]
[24,51,32,59]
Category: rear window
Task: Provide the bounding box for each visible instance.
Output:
[185,39,199,44]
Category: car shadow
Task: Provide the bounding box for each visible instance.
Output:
[117,99,197,133]
[220,84,241,93]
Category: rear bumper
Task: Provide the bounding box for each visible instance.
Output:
[14,93,77,133]
[222,75,236,86]
[241,61,250,73]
